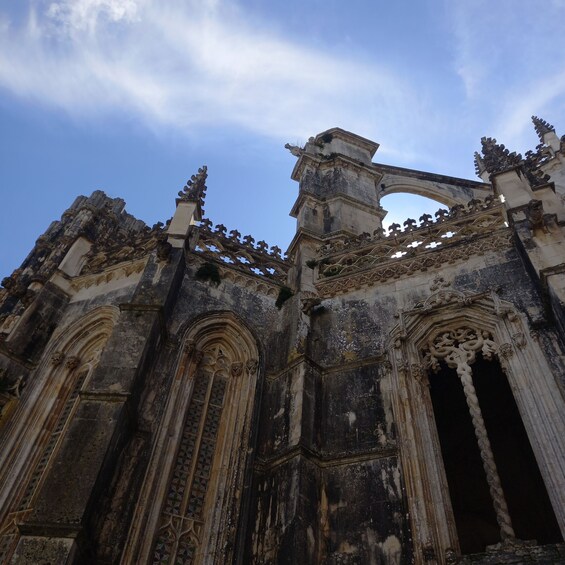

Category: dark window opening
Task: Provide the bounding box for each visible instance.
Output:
[430,363,500,554]
[472,356,561,545]
[429,357,562,555]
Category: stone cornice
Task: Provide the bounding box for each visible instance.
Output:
[291,150,383,182]
[289,189,386,218]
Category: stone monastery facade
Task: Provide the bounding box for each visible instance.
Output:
[1,117,565,564]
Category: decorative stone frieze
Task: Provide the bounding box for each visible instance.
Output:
[316,229,511,297]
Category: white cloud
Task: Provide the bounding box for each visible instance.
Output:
[496,69,565,145]
[0,0,431,149]
[446,0,565,149]
[46,0,140,34]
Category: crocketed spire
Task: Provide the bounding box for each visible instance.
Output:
[532,116,555,142]
[480,137,521,175]
[474,151,486,177]
[177,165,208,213]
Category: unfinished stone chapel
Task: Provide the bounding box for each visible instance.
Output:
[1,117,565,564]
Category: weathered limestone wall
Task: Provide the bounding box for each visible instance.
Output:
[2,120,565,564]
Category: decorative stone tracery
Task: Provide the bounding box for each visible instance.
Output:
[123,313,260,565]
[423,327,515,541]
[386,285,565,564]
[0,306,119,564]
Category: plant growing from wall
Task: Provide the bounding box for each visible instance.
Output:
[275,286,293,310]
[195,262,222,287]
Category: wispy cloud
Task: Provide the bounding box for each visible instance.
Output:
[447,0,565,148]
[0,0,430,147]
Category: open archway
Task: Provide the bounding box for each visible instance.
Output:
[381,193,447,232]
[386,287,565,563]
[429,353,561,554]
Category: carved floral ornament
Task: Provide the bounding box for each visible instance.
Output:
[422,327,497,373]
[421,325,518,541]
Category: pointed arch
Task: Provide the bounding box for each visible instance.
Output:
[0,306,119,562]
[386,288,565,564]
[123,311,261,565]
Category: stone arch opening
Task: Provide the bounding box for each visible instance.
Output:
[387,288,565,563]
[429,353,561,555]
[381,193,447,231]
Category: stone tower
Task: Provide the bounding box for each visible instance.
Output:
[0,119,565,564]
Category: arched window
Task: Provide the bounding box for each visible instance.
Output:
[0,306,118,563]
[387,285,565,563]
[124,313,260,565]
[424,328,561,554]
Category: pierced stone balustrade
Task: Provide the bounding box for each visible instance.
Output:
[194,221,289,283]
[316,197,505,281]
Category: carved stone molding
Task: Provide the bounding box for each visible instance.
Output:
[498,343,514,359]
[231,362,243,378]
[65,356,81,370]
[511,332,527,349]
[50,351,64,366]
[246,359,259,375]
[411,363,428,385]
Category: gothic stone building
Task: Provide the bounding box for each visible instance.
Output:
[1,118,565,565]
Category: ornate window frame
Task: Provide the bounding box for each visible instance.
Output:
[0,306,119,562]
[123,312,260,565]
[386,283,565,564]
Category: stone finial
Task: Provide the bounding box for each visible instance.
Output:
[480,137,522,175]
[178,166,208,209]
[532,116,555,142]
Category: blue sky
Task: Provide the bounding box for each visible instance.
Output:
[1,0,565,279]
